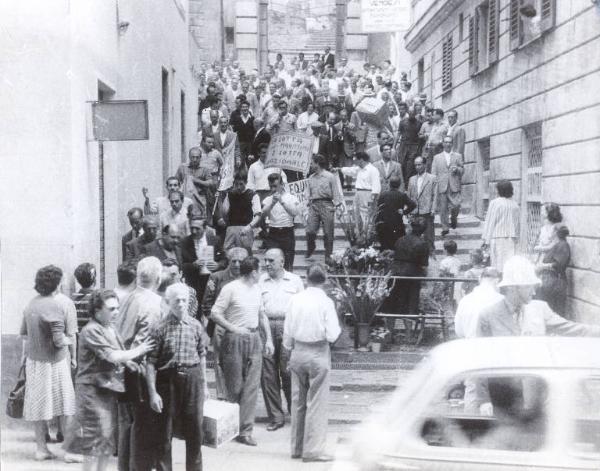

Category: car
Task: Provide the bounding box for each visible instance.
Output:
[334,337,600,470]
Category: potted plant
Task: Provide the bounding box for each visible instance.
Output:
[370,326,390,352]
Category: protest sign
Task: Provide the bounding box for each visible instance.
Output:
[265,132,314,175]
[285,178,310,224]
[218,139,236,191]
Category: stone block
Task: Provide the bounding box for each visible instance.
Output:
[235,33,258,49]
[568,297,600,325]
[237,49,257,70]
[491,129,522,159]
[346,34,368,50]
[568,237,600,272]
[236,0,257,17]
[236,17,257,33]
[560,206,600,240]
[347,18,362,34]
[543,172,600,206]
[567,267,600,308]
[543,139,600,177]
[544,104,600,149]
[347,0,361,18]
[489,154,521,181]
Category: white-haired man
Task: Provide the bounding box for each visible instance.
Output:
[114,256,163,471]
[146,283,206,471]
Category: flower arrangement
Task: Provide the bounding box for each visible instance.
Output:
[338,204,379,248]
[328,246,394,325]
[370,326,390,343]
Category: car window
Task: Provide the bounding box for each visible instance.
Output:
[572,376,600,455]
[419,374,547,452]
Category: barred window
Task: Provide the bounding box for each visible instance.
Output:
[523,123,543,253]
[442,35,453,92]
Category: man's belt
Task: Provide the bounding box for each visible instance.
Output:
[355,188,370,191]
[310,198,333,202]
[269,226,294,231]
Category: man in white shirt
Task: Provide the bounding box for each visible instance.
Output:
[159,190,190,236]
[259,248,304,431]
[455,268,502,339]
[340,152,381,242]
[283,264,340,462]
[143,176,193,217]
[262,173,299,271]
[246,143,288,197]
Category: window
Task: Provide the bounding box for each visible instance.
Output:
[521,122,543,253]
[477,138,491,218]
[417,58,425,93]
[510,0,556,49]
[225,26,235,45]
[468,0,499,75]
[419,374,548,452]
[180,90,186,164]
[572,377,600,455]
[458,13,464,42]
[442,34,453,93]
[162,68,170,182]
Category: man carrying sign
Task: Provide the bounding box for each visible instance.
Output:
[262,173,300,271]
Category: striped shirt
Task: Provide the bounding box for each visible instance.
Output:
[481,197,521,243]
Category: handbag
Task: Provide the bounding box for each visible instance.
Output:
[6,363,26,419]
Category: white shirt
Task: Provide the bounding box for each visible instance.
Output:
[211,279,262,329]
[444,151,451,167]
[259,271,304,319]
[297,111,320,134]
[341,163,381,196]
[193,234,208,258]
[246,160,288,191]
[152,196,193,216]
[159,209,190,236]
[283,287,341,349]
[262,192,299,228]
[455,284,503,338]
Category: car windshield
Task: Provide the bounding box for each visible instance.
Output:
[572,376,600,455]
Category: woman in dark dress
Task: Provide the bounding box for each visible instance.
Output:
[68,290,152,471]
[536,224,571,316]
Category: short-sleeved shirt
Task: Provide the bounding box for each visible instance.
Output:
[147,313,205,370]
[20,295,71,363]
[262,192,299,228]
[76,319,125,389]
[259,271,304,319]
[210,279,262,329]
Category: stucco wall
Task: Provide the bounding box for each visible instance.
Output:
[406,0,600,322]
[0,0,199,334]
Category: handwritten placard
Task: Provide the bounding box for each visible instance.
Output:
[265,132,314,175]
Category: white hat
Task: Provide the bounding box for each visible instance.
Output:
[498,255,541,288]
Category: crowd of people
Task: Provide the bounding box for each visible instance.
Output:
[16,48,588,471]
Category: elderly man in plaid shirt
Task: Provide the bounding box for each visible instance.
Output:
[145,282,206,471]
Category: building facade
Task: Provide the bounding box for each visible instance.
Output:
[405,0,600,321]
[1,0,201,333]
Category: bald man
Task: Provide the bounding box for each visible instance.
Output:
[259,249,304,430]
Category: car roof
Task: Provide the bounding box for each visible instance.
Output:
[428,337,600,375]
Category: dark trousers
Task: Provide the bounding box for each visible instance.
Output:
[306,200,335,258]
[154,365,205,471]
[266,226,295,271]
[240,141,252,167]
[260,319,291,424]
[414,213,435,251]
[221,331,262,437]
[376,223,406,251]
[399,143,420,183]
[256,190,270,238]
[388,278,422,314]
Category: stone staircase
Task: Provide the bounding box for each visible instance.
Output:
[305,28,337,52]
[254,188,483,272]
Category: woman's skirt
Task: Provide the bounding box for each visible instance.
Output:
[23,357,76,421]
[68,384,118,456]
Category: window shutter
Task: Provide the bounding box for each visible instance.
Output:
[488,0,499,64]
[442,35,453,91]
[468,15,478,75]
[509,0,520,50]
[540,0,555,32]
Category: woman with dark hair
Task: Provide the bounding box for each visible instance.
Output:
[297,100,319,134]
[536,224,571,316]
[20,265,79,461]
[481,180,520,272]
[68,289,152,471]
[534,202,563,263]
